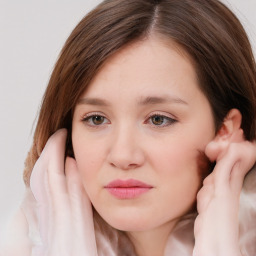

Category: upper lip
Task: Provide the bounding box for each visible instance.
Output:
[105,179,153,188]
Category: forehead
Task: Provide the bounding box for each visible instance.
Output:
[82,37,202,103]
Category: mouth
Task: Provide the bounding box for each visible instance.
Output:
[104,179,153,199]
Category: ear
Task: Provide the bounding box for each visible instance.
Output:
[215,109,242,141]
[205,109,243,162]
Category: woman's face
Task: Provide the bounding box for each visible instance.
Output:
[72,37,215,232]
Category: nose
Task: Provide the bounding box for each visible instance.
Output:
[107,126,145,170]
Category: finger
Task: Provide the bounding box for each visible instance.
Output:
[196,184,214,213]
[212,149,239,189]
[202,173,214,186]
[66,157,98,254]
[205,129,244,162]
[205,140,228,162]
[193,214,202,238]
[45,129,72,251]
[30,138,52,248]
[213,141,256,190]
[230,141,256,192]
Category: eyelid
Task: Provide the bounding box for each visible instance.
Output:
[81,111,107,120]
[146,111,177,120]
[81,112,110,127]
[145,111,177,127]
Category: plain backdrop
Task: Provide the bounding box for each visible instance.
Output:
[0,0,255,242]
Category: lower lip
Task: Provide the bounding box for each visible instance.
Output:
[106,187,152,199]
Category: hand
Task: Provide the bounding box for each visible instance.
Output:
[30,129,98,256]
[193,129,256,256]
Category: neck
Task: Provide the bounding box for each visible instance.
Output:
[126,220,178,256]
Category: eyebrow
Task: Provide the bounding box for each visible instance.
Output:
[138,96,188,106]
[77,97,110,106]
[77,95,188,106]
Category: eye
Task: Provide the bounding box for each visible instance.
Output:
[82,114,109,126]
[147,114,177,127]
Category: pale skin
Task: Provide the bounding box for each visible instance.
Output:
[194,114,256,256]
[2,37,256,256]
[72,37,215,255]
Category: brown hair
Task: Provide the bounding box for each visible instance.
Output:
[23,0,256,254]
[24,0,256,175]
[24,0,256,186]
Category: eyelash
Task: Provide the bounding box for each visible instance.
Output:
[145,113,177,127]
[81,112,110,127]
[81,112,177,128]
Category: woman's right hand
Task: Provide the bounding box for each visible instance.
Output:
[30,129,98,256]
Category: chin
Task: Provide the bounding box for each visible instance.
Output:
[111,221,149,232]
[105,212,176,233]
[98,209,153,232]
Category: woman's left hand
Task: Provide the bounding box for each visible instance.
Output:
[193,129,256,256]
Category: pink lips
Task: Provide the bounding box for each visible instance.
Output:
[105,179,153,199]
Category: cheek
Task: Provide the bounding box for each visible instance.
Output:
[72,134,105,185]
[160,138,210,179]
[149,137,205,193]
[149,137,199,172]
[143,139,202,218]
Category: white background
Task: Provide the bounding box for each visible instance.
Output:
[0,0,255,241]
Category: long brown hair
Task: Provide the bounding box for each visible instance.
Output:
[24,0,256,186]
[23,0,256,254]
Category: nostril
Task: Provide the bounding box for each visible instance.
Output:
[110,162,138,170]
[127,163,138,169]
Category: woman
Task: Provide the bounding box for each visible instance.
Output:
[2,0,256,255]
